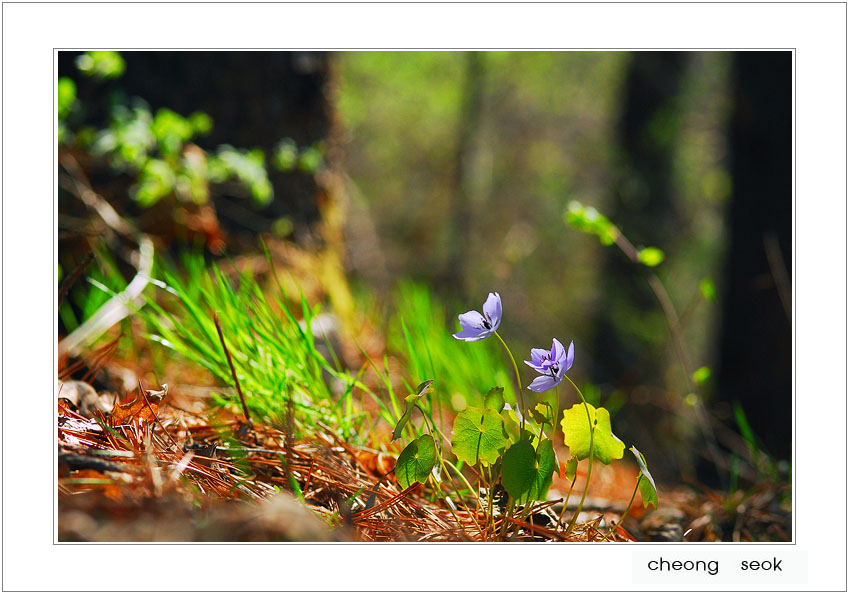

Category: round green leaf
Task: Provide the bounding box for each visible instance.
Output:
[451,407,508,466]
[502,439,557,503]
[560,403,625,464]
[396,435,436,489]
[501,440,536,499]
[522,439,556,504]
[630,445,658,509]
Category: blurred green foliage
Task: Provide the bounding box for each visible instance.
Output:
[76,51,125,79]
[58,52,292,210]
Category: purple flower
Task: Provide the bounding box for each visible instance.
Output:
[453,292,502,341]
[525,338,574,392]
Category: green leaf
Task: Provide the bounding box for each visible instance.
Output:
[560,403,625,464]
[564,201,619,245]
[451,406,508,466]
[530,407,548,426]
[692,366,711,385]
[391,380,433,441]
[502,439,557,503]
[484,386,505,411]
[396,435,436,489]
[531,401,555,429]
[501,440,535,499]
[564,457,578,481]
[699,277,717,302]
[630,446,658,509]
[637,247,665,267]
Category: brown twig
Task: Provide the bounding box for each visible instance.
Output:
[212,311,253,429]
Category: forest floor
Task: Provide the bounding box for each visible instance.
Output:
[57,375,791,543]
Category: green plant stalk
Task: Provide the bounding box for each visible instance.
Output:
[499,496,515,539]
[441,456,487,538]
[556,473,579,529]
[494,330,525,429]
[600,476,641,542]
[493,330,532,533]
[485,465,496,540]
[426,421,491,539]
[562,374,595,537]
[415,404,481,535]
[401,406,475,533]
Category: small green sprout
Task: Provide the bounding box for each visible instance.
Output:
[637,246,666,267]
[391,380,434,441]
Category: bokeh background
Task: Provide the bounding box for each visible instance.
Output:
[58,51,792,487]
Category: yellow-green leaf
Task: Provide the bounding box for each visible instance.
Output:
[560,403,625,464]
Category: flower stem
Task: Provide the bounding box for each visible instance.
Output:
[555,473,578,530]
[494,330,525,430]
[562,374,594,537]
[600,477,641,542]
[552,383,559,440]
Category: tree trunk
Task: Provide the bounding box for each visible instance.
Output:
[715,51,792,461]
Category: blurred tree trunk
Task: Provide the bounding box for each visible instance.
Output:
[591,52,688,390]
[441,51,485,296]
[588,52,689,483]
[715,52,792,461]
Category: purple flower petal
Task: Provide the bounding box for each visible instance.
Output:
[453,327,490,341]
[524,359,543,371]
[564,340,575,372]
[551,338,566,364]
[528,374,558,392]
[453,293,501,341]
[525,337,574,391]
[458,310,486,330]
[530,348,549,362]
[482,292,502,331]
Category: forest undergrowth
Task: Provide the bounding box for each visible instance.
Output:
[57,244,790,543]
